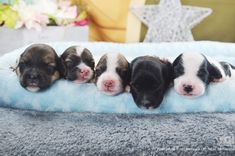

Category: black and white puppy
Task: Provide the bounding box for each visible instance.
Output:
[95,53,130,96]
[130,56,173,109]
[15,44,63,92]
[173,52,235,97]
[61,46,95,83]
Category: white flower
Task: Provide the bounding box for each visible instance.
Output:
[55,5,77,25]
[34,0,78,26]
[33,0,57,15]
[13,0,49,31]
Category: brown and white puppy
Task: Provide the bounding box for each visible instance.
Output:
[130,56,173,109]
[95,53,130,96]
[61,46,95,83]
[15,44,63,92]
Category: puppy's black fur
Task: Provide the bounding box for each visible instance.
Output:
[16,44,63,91]
[130,56,173,109]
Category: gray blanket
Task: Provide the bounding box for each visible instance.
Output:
[0,107,234,155]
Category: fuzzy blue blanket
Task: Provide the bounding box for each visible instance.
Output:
[0,41,235,113]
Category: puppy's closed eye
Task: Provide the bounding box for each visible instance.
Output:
[65,60,74,68]
[116,68,128,77]
[46,65,56,74]
[18,62,26,69]
[152,85,162,92]
[173,65,184,77]
[18,61,30,72]
[197,68,207,77]
[130,82,140,92]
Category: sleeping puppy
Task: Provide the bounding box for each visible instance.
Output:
[173,52,235,97]
[61,46,95,83]
[130,56,173,109]
[15,44,63,92]
[95,53,130,96]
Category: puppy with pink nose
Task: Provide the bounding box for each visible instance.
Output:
[173,52,235,97]
[95,53,130,96]
[61,46,95,83]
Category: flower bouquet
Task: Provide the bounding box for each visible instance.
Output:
[0,0,89,30]
[0,0,89,52]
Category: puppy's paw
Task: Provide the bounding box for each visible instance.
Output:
[10,66,16,72]
[212,77,226,83]
[125,85,131,93]
[10,64,18,72]
[10,59,19,72]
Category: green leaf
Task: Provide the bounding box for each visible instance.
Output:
[3,9,18,28]
[0,4,18,28]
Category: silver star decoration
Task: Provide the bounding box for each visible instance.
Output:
[130,0,212,42]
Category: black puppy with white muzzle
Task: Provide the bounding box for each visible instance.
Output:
[15,44,63,92]
[173,52,235,97]
[130,56,173,109]
[61,46,95,83]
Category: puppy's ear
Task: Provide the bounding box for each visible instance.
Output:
[126,62,131,85]
[208,63,223,82]
[121,62,131,88]
[161,60,174,86]
[83,48,95,69]
[57,57,66,78]
[11,52,27,75]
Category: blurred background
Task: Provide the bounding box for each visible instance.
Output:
[1,0,235,55]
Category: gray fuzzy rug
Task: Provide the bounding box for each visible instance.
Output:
[0,107,235,155]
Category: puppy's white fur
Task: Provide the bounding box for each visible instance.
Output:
[96,53,123,96]
[174,53,206,97]
[74,62,94,83]
[26,86,40,92]
[76,46,85,56]
[72,46,93,83]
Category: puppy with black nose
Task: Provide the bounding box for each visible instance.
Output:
[15,44,63,92]
[173,52,235,97]
[61,46,95,83]
[95,53,130,96]
[130,56,173,109]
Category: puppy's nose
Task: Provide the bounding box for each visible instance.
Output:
[103,80,114,87]
[183,85,193,93]
[80,68,90,77]
[28,73,39,80]
[140,99,152,109]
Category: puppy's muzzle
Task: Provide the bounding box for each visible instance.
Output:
[79,68,90,78]
[25,70,41,86]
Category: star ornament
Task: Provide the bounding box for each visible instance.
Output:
[130,0,212,42]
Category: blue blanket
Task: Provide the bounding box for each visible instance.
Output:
[0,41,235,113]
